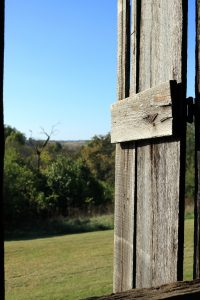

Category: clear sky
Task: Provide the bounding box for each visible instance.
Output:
[4,0,196,141]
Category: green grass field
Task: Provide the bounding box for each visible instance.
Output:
[5,219,194,300]
[184,217,194,280]
[5,230,113,300]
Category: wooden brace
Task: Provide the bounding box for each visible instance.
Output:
[111,80,183,143]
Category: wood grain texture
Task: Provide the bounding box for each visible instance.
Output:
[114,143,136,292]
[85,280,200,300]
[113,0,136,293]
[136,139,181,287]
[114,0,187,292]
[194,0,200,280]
[111,81,174,143]
[130,0,137,95]
[117,0,130,101]
[135,0,187,288]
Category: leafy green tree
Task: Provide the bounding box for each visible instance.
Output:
[3,126,48,224]
[45,156,106,216]
[4,125,26,144]
[44,156,74,216]
[39,141,63,169]
[81,133,115,185]
[73,158,106,207]
[4,159,39,226]
[4,125,28,167]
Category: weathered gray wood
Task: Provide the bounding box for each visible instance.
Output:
[111,81,176,143]
[114,143,136,292]
[117,0,130,101]
[113,0,136,293]
[130,0,137,95]
[84,280,200,300]
[135,0,187,288]
[114,0,187,292]
[194,0,200,279]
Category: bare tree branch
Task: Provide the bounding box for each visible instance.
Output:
[28,125,58,172]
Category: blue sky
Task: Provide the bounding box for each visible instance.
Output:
[4,0,195,140]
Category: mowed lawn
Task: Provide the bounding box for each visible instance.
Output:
[5,219,194,300]
[5,230,113,300]
[184,218,194,280]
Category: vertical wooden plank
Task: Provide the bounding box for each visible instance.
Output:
[0,0,5,299]
[117,0,130,101]
[135,0,187,288]
[194,0,200,279]
[130,0,137,95]
[113,0,136,293]
[114,143,136,292]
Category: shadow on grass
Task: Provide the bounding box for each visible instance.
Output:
[4,215,114,241]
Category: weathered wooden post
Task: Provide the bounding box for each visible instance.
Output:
[112,0,187,292]
[194,0,200,280]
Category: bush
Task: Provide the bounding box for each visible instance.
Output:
[45,156,109,216]
[4,160,39,226]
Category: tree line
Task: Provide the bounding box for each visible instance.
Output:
[3,124,195,229]
[4,126,115,228]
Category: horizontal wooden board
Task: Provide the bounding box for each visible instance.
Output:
[111,81,178,143]
[85,279,200,299]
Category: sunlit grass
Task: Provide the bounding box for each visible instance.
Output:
[5,218,194,300]
[184,218,194,280]
[5,230,113,300]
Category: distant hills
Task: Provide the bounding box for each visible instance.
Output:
[50,140,88,151]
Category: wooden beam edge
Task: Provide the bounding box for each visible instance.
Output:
[111,80,179,143]
[84,279,200,300]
